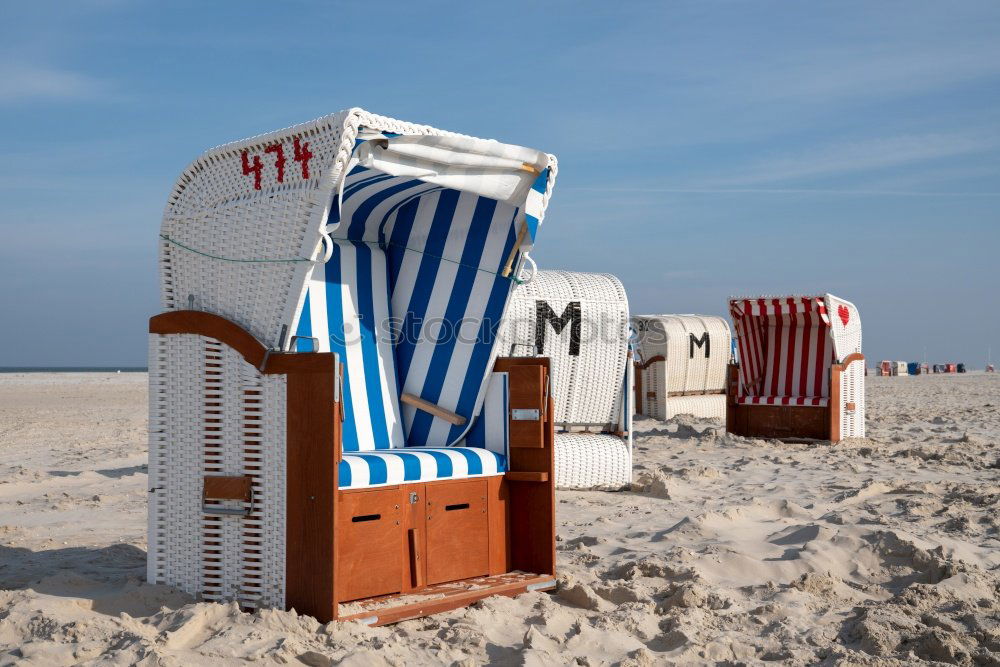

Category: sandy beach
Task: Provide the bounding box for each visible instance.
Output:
[0,371,997,665]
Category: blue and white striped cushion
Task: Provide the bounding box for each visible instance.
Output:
[339,447,506,489]
[295,241,404,451]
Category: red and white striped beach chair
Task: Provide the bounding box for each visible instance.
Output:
[727,294,864,441]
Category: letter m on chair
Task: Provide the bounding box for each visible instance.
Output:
[535,300,581,356]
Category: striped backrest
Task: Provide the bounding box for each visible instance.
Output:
[730,297,834,399]
[385,189,519,449]
[295,241,403,451]
[301,164,538,449]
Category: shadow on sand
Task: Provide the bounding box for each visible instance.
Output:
[0,543,191,616]
[47,464,147,479]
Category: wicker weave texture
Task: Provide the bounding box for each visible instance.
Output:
[632,314,730,419]
[499,270,632,489]
[554,433,631,490]
[160,109,559,352]
[500,271,630,427]
[824,295,862,363]
[823,295,864,438]
[840,356,866,439]
[147,333,286,609]
[663,394,727,420]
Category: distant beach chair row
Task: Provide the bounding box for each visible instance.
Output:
[875,361,967,375]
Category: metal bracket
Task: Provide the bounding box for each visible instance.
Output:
[512,408,540,421]
[202,485,254,518]
[543,372,550,419]
[508,342,539,357]
[409,491,419,504]
[289,335,319,352]
[527,579,557,592]
[257,348,272,373]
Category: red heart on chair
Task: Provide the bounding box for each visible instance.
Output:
[838,305,850,326]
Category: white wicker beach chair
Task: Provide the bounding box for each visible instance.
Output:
[148,109,560,624]
[498,271,632,490]
[727,294,864,441]
[632,315,731,420]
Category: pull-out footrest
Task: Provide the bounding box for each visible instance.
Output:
[338,573,556,627]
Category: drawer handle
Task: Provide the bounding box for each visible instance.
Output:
[352,513,381,522]
[445,503,470,512]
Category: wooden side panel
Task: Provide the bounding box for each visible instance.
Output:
[505,472,548,482]
[506,365,545,448]
[726,364,740,435]
[151,311,342,620]
[491,358,555,577]
[285,363,338,622]
[509,397,556,576]
[336,487,404,602]
[425,479,489,585]
[487,476,510,575]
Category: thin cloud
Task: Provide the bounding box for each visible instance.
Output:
[701,132,1000,187]
[563,186,1000,198]
[697,39,1000,109]
[0,64,106,104]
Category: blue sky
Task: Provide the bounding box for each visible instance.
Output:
[1,1,998,367]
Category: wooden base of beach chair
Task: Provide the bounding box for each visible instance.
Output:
[333,473,553,606]
[149,311,556,625]
[726,400,833,440]
[725,355,864,443]
[285,360,556,623]
[338,572,556,626]
[289,359,556,624]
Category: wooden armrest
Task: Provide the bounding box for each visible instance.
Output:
[400,393,467,426]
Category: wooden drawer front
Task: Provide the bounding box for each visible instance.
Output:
[337,488,403,602]
[745,404,829,440]
[425,479,489,585]
[508,364,546,448]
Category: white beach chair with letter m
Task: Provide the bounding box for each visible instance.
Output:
[500,271,632,490]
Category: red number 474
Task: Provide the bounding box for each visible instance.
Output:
[241,137,313,190]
